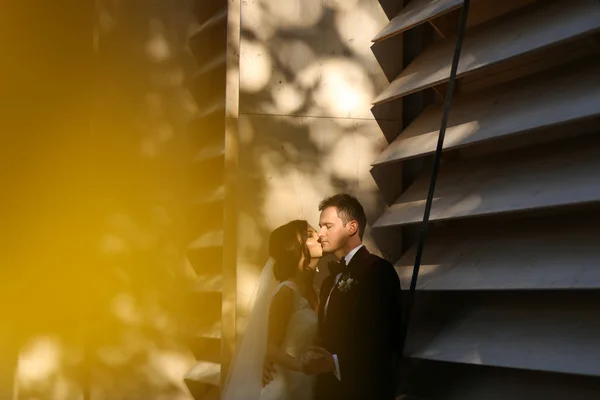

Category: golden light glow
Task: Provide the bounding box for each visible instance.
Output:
[298,58,375,116]
[334,4,381,55]
[146,20,172,62]
[262,0,323,29]
[148,349,191,385]
[17,336,61,384]
[112,293,142,325]
[271,83,304,115]
[240,41,273,93]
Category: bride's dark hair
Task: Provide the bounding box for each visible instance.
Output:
[269,220,311,282]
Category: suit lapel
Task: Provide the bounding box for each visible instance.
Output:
[323,246,370,325]
[319,275,334,330]
[347,246,369,277]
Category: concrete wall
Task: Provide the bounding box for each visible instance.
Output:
[235,0,403,327]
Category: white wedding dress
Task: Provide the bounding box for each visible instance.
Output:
[261,280,318,400]
[222,259,319,400]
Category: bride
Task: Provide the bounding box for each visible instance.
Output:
[222,220,323,400]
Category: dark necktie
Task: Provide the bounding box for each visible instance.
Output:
[327,257,346,275]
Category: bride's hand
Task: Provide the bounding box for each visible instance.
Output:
[262,361,275,387]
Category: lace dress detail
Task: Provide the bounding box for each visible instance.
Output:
[261,281,319,400]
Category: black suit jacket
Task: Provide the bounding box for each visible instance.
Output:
[316,246,403,400]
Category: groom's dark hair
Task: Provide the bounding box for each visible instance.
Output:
[319,193,366,240]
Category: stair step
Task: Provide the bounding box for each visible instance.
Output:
[404,361,600,400]
[374,133,600,228]
[193,185,225,206]
[198,8,227,32]
[408,292,600,377]
[188,107,225,145]
[196,322,222,339]
[373,0,600,104]
[190,100,225,125]
[184,361,220,399]
[188,230,223,250]
[193,0,224,26]
[373,62,600,165]
[193,275,222,293]
[190,82,226,112]
[190,55,226,103]
[190,335,221,364]
[189,288,221,328]
[189,8,227,61]
[396,211,600,291]
[193,142,225,163]
[186,244,222,277]
[186,193,224,246]
[189,154,224,196]
[373,0,463,42]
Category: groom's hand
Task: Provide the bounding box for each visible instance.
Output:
[301,346,335,375]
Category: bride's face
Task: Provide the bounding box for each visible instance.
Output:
[306,224,323,259]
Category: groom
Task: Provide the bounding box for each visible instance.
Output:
[303,193,403,399]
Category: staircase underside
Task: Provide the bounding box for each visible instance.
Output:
[371,0,600,397]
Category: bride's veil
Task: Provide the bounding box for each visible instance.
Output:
[222,257,277,399]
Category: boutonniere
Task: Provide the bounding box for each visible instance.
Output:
[337,272,358,293]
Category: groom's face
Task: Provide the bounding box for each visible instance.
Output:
[318,206,349,255]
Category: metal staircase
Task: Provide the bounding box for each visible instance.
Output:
[183,1,228,398]
[371,0,600,398]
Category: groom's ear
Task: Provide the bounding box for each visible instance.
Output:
[347,220,359,236]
